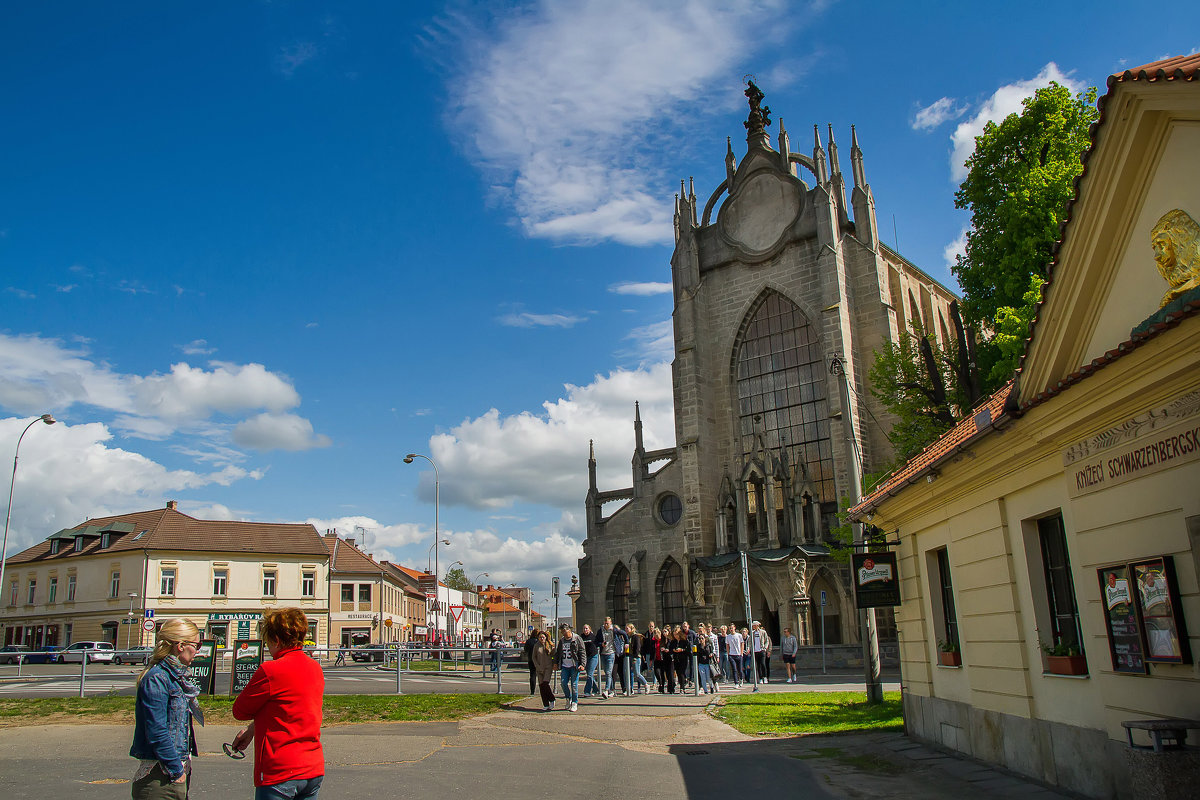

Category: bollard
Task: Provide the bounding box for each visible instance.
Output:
[495,648,503,694]
[692,652,700,696]
[624,653,630,696]
[16,654,23,677]
[78,653,88,697]
[394,645,403,695]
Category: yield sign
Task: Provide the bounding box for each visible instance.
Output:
[449,605,465,622]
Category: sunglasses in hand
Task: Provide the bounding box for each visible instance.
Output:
[222,743,246,759]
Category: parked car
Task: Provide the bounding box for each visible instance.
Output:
[57,641,116,664]
[0,645,32,664]
[24,645,60,664]
[351,644,387,663]
[113,645,153,665]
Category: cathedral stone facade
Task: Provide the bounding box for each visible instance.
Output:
[577,84,960,646]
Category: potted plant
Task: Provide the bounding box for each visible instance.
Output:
[1042,639,1087,675]
[937,639,961,667]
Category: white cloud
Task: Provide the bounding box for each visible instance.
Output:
[0,334,318,441]
[912,97,966,131]
[303,515,429,555]
[276,41,319,78]
[497,311,586,328]
[438,0,795,246]
[0,417,264,556]
[439,524,584,591]
[950,63,1084,181]
[619,320,674,366]
[609,281,672,296]
[180,339,216,356]
[414,362,674,511]
[943,225,969,267]
[232,412,332,452]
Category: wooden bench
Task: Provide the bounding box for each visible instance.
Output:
[1122,718,1200,753]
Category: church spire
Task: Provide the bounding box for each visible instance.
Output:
[812,124,828,184]
[634,401,644,454]
[588,439,597,493]
[850,124,866,189]
[725,136,736,187]
[827,124,841,176]
[777,118,791,174]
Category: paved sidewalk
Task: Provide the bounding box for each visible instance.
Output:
[0,688,1077,799]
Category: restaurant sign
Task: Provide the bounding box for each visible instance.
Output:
[1064,392,1200,498]
[851,551,900,608]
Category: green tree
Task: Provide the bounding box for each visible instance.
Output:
[953,82,1098,328]
[443,565,473,592]
[986,274,1045,387]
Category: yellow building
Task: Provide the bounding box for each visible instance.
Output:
[2,502,330,651]
[851,55,1200,798]
[325,533,417,646]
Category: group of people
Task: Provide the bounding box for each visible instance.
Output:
[521,618,802,712]
[129,608,324,799]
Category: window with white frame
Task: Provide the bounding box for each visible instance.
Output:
[302,571,315,598]
[67,575,76,601]
[27,580,36,604]
[263,571,277,597]
[160,568,176,596]
[109,572,120,598]
[73,537,84,552]
[213,568,228,596]
[101,532,111,548]
[48,577,57,603]
[8,580,16,606]
[50,540,60,554]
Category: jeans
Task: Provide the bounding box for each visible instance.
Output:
[255,776,323,800]
[719,652,730,679]
[754,651,769,681]
[583,654,599,695]
[489,649,500,672]
[727,654,744,684]
[698,663,713,692]
[600,652,615,694]
[560,665,580,703]
[628,655,649,688]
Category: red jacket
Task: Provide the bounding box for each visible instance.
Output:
[231,647,324,786]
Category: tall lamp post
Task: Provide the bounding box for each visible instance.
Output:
[405,452,442,643]
[1,414,56,600]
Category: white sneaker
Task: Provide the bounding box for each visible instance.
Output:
[569,702,578,712]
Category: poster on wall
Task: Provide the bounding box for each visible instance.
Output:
[851,551,901,608]
[185,639,217,695]
[1096,565,1147,674]
[229,640,263,696]
[1131,557,1192,664]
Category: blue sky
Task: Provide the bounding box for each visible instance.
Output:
[2,1,1196,601]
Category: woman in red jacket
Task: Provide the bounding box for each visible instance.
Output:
[231,608,324,799]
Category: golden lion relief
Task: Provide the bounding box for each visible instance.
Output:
[1151,209,1200,308]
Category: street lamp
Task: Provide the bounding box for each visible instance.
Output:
[126,592,139,650]
[426,539,450,575]
[404,453,441,578]
[1,414,56,599]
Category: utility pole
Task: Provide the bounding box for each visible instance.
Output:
[831,355,883,704]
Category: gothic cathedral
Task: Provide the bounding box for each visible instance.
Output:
[577,83,959,647]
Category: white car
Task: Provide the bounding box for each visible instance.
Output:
[57,641,116,664]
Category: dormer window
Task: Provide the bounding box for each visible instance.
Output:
[73,537,84,552]
[50,540,60,555]
[101,532,111,548]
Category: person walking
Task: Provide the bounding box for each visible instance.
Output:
[725,625,744,687]
[522,631,539,695]
[751,620,771,684]
[613,622,629,695]
[717,625,730,683]
[581,623,599,697]
[531,629,556,711]
[681,622,698,688]
[554,623,586,712]
[624,624,649,693]
[651,628,668,693]
[696,629,716,693]
[129,618,204,800]
[670,627,689,693]
[740,627,754,683]
[598,617,617,699]
[780,627,799,683]
[231,608,324,800]
[488,630,502,673]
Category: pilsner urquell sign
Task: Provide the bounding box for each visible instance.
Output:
[852,552,900,608]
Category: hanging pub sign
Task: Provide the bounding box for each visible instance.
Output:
[851,551,900,608]
[1132,556,1191,664]
[229,639,263,696]
[1096,565,1147,674]
[186,639,218,695]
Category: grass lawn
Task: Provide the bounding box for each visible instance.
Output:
[0,693,521,728]
[712,691,903,736]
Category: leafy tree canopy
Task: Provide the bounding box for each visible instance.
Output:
[953,82,1098,327]
[442,565,473,592]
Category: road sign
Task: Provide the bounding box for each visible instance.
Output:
[144,609,155,618]
[552,577,560,597]
[820,590,827,607]
[449,605,464,622]
[384,617,393,628]
[141,618,156,632]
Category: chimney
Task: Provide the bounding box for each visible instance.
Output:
[347,538,355,547]
[166,500,178,511]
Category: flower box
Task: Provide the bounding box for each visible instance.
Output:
[1046,654,1087,675]
[937,651,961,667]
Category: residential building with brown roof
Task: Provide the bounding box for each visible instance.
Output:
[847,55,1200,798]
[2,501,329,652]
[325,532,427,647]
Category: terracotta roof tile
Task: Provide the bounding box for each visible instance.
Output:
[8,507,327,564]
[324,533,384,573]
[487,601,521,613]
[1113,54,1200,84]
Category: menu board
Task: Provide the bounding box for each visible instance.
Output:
[1132,557,1191,664]
[229,639,263,696]
[185,639,217,695]
[1096,565,1146,674]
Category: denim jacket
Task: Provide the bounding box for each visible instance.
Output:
[129,660,197,780]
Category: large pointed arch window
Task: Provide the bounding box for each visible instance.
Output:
[657,559,685,626]
[606,563,630,627]
[735,293,835,505]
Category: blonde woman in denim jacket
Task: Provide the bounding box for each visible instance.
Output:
[129,619,205,799]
